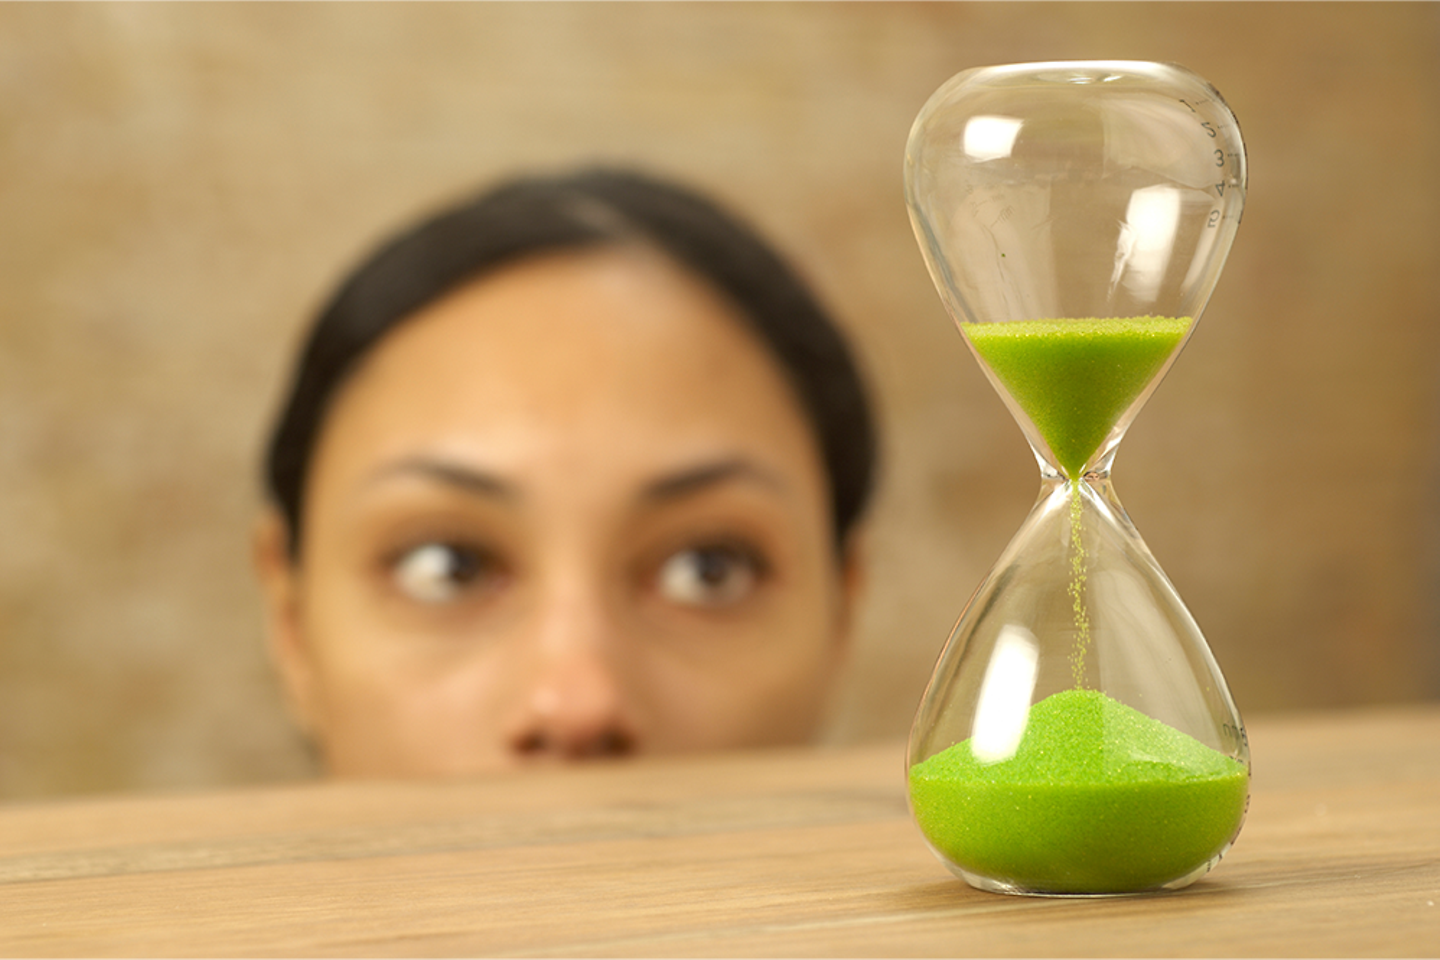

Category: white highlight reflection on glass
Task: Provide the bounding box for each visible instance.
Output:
[970,624,1040,763]
[1110,184,1182,303]
[963,115,1024,162]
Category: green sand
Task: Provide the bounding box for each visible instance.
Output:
[962,317,1192,480]
[909,689,1249,895]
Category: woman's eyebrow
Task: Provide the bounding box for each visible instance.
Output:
[365,457,518,500]
[642,458,789,503]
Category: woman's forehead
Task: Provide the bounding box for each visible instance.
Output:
[308,248,827,499]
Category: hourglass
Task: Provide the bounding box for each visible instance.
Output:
[904,62,1249,896]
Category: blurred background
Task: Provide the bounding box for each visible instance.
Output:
[1,2,1437,800]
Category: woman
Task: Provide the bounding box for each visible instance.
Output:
[254,167,878,777]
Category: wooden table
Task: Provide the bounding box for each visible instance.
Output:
[1,705,1437,957]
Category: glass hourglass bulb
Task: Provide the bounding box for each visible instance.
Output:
[904,62,1249,896]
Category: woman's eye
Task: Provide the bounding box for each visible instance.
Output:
[391,542,500,605]
[656,544,765,608]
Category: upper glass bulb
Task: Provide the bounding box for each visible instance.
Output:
[905,61,1247,478]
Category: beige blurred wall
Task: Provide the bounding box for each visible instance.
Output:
[1,2,1437,799]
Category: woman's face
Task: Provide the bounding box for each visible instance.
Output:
[256,247,858,777]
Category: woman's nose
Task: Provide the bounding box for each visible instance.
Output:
[506,593,638,762]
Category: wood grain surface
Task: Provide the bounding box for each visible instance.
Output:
[0,704,1436,957]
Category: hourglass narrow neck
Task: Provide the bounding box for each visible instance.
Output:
[1037,445,1116,484]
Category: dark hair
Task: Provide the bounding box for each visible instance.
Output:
[264,167,877,558]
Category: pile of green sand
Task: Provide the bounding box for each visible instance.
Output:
[909,689,1248,895]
